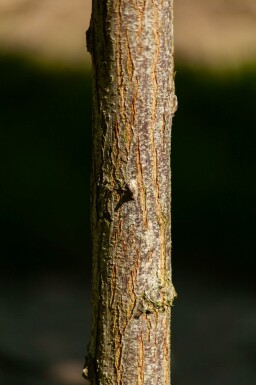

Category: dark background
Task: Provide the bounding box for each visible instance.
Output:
[1,3,256,385]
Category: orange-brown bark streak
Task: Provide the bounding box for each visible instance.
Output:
[116,0,125,124]
[149,2,167,283]
[137,140,148,228]
[138,334,145,385]
[113,305,123,385]
[163,316,170,385]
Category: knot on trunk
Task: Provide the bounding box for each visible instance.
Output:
[134,280,177,318]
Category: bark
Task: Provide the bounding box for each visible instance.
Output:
[84,1,177,385]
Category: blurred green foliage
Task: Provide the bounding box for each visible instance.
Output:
[0,55,92,271]
[173,65,256,276]
[0,54,255,277]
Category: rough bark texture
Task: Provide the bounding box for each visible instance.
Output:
[84,1,177,385]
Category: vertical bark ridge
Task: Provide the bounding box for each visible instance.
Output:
[84,1,177,385]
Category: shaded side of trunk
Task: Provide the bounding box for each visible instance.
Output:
[84,1,177,385]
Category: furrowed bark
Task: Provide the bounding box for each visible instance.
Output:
[84,1,177,385]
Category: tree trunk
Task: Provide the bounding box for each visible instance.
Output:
[84,1,177,385]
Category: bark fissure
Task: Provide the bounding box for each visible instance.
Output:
[85,1,177,384]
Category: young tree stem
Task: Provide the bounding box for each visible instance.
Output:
[84,1,177,384]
